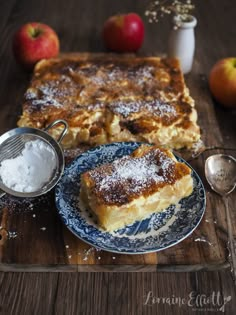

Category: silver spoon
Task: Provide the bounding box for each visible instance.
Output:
[205,154,236,283]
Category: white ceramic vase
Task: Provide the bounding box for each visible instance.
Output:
[168,15,197,74]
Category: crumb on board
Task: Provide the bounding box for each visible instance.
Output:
[8,231,18,239]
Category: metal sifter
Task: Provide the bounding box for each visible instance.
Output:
[0,119,68,198]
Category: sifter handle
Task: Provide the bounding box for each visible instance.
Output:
[44,119,69,143]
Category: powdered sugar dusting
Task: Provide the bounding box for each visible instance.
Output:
[25,89,38,100]
[25,75,77,110]
[107,65,154,83]
[24,60,182,122]
[89,148,175,205]
[109,99,177,118]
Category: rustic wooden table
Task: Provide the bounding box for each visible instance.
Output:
[0,0,236,314]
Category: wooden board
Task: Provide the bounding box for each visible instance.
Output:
[0,0,236,272]
[0,57,235,272]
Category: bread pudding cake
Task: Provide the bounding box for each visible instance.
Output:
[80,144,193,231]
[17,53,200,149]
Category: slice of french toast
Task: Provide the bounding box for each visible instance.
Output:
[80,144,193,231]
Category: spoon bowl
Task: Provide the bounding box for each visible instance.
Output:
[205,154,236,196]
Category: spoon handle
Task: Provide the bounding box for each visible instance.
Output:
[224,196,236,285]
[183,145,236,162]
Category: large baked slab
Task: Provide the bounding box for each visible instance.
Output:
[17,53,200,149]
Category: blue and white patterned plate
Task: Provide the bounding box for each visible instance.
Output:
[55,142,206,254]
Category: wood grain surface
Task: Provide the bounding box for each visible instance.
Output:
[0,0,236,313]
[0,0,235,272]
[1,271,236,314]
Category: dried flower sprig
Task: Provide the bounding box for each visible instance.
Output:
[145,0,195,23]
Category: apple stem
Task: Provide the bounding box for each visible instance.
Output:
[30,27,42,38]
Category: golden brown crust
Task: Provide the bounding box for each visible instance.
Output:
[81,145,191,206]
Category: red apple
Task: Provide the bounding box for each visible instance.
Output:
[102,13,144,52]
[209,58,236,108]
[13,22,59,69]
